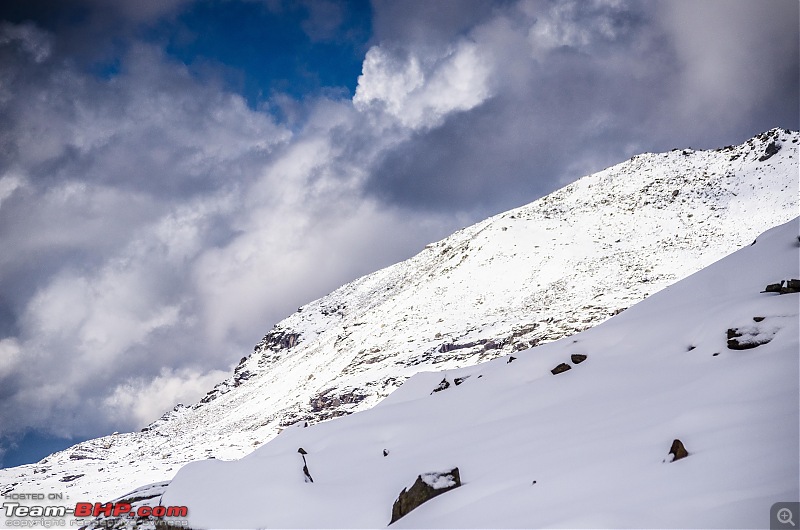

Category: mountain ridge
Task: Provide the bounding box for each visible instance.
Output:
[1,127,797,507]
[159,215,800,528]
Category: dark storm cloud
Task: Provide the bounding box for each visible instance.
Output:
[359,0,799,212]
[370,0,501,47]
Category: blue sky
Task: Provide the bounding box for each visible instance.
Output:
[0,0,797,469]
[156,1,372,103]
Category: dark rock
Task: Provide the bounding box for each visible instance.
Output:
[69,453,100,461]
[758,141,781,161]
[60,474,84,482]
[671,190,679,197]
[383,449,389,457]
[483,340,499,351]
[507,356,516,364]
[453,376,469,386]
[233,369,251,387]
[431,378,451,394]
[761,279,800,294]
[298,447,307,455]
[390,468,461,524]
[669,439,689,462]
[310,388,368,412]
[764,279,800,294]
[439,339,488,353]
[686,345,696,351]
[753,316,765,322]
[764,282,783,293]
[712,352,720,356]
[0,484,18,496]
[570,354,587,364]
[255,329,302,359]
[726,327,740,339]
[551,363,571,375]
[727,328,772,350]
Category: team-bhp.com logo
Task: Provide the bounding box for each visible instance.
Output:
[3,500,187,525]
[73,503,187,518]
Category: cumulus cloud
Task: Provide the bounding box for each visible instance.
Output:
[354,41,493,130]
[103,367,231,428]
[0,19,457,445]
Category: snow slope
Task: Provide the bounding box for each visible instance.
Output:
[162,216,800,529]
[1,128,797,509]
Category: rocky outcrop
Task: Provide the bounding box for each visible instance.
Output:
[758,141,781,162]
[439,338,492,353]
[310,388,367,413]
[431,378,451,394]
[390,468,461,524]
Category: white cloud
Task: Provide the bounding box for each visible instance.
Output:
[103,367,231,428]
[353,40,493,130]
[0,173,26,209]
[0,338,22,380]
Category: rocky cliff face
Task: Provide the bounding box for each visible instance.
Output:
[1,128,797,506]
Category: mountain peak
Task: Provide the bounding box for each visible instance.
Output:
[1,129,797,511]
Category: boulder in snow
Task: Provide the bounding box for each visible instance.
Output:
[763,279,800,294]
[390,468,461,524]
[571,354,587,364]
[669,439,689,462]
[726,327,774,350]
[551,363,572,375]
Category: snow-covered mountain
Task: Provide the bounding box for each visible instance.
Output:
[160,216,800,529]
[0,128,797,511]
